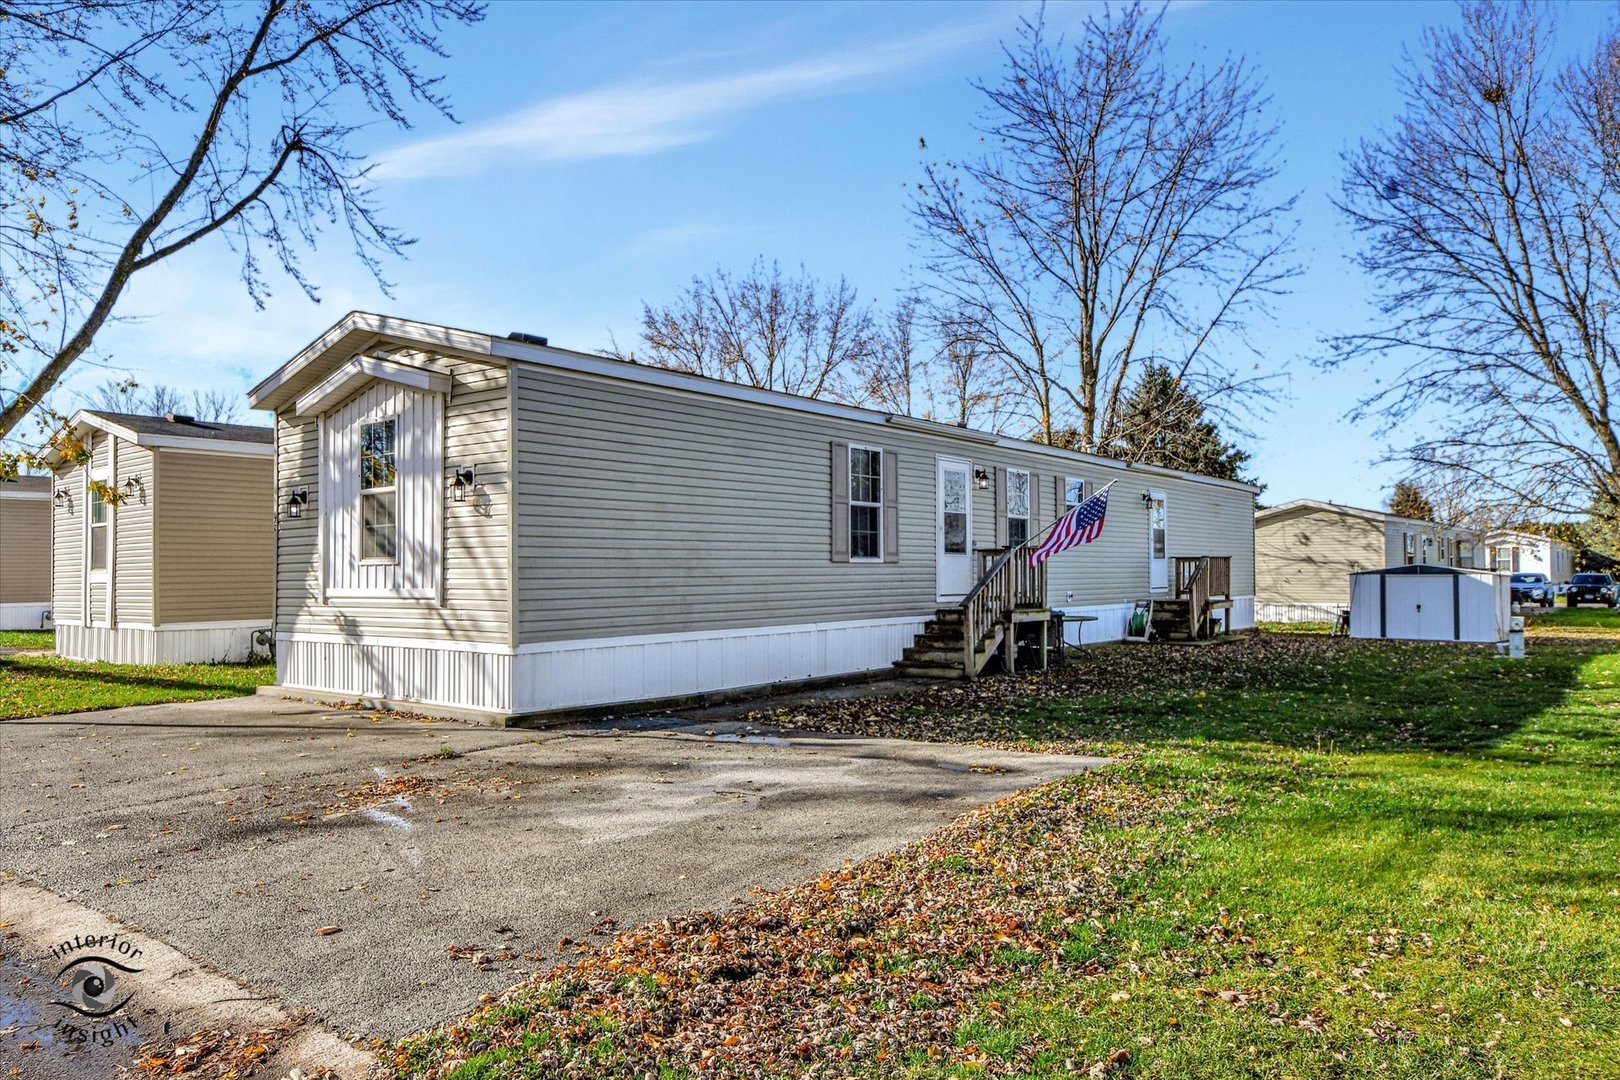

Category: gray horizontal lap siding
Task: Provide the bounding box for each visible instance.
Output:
[514,366,1256,644]
[274,358,511,643]
[514,366,935,641]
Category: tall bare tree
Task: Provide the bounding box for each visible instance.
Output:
[930,316,1012,430]
[913,5,1296,448]
[857,295,928,416]
[0,0,484,468]
[623,260,879,402]
[1332,1,1620,519]
[87,378,242,423]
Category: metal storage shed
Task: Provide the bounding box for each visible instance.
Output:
[1349,565,1508,643]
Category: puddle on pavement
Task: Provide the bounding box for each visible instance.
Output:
[711,733,791,748]
[0,951,143,1078]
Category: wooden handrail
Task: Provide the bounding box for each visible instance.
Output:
[960,544,1048,676]
[1172,556,1233,639]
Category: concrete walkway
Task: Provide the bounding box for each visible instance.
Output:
[1,694,1106,1074]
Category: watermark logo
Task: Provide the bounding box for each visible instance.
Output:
[47,932,144,1046]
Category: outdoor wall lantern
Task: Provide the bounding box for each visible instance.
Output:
[123,474,142,496]
[973,466,990,490]
[52,488,68,506]
[286,488,308,519]
[1142,492,1154,507]
[452,465,477,502]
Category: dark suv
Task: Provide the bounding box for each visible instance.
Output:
[1510,573,1553,606]
[1566,573,1616,607]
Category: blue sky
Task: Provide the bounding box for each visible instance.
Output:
[55,0,1614,507]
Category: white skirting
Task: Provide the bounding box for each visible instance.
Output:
[1059,596,1256,643]
[56,622,270,664]
[276,615,933,716]
[0,602,52,632]
[1254,600,1342,624]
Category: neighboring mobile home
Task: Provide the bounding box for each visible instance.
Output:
[249,312,1260,721]
[1484,529,1574,581]
[45,411,275,663]
[1255,500,1488,622]
[0,475,52,630]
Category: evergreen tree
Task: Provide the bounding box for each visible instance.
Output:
[1100,363,1256,483]
[1387,481,1435,521]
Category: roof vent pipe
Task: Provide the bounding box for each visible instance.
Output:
[507,332,549,347]
[165,412,196,425]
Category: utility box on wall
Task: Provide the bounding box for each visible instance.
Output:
[1349,565,1509,644]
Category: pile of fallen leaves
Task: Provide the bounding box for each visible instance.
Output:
[390,768,1217,1078]
[741,633,1410,753]
[131,1018,339,1078]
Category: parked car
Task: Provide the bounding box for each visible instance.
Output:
[1510,572,1554,606]
[1565,572,1617,607]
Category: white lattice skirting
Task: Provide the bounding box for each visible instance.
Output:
[0,602,51,631]
[56,622,269,664]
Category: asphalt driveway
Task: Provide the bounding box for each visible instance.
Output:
[0,694,1103,1050]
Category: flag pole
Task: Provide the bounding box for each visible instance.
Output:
[1022,479,1118,552]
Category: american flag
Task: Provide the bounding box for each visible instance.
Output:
[1028,482,1112,567]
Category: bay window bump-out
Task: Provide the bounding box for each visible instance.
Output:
[320,378,443,598]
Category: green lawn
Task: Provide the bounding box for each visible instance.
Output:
[957,636,1620,1078]
[390,629,1620,1079]
[0,653,273,719]
[0,629,54,650]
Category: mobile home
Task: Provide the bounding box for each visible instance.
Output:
[249,313,1260,720]
[1255,500,1487,622]
[1484,529,1574,581]
[0,475,52,630]
[45,411,275,663]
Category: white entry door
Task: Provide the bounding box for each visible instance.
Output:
[1148,491,1168,592]
[937,458,973,601]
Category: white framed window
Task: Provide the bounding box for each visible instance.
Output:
[1403,532,1416,564]
[88,483,109,574]
[1064,476,1086,510]
[849,445,883,561]
[1006,468,1031,547]
[359,417,398,563]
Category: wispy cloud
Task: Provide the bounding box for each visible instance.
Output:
[376,17,1001,180]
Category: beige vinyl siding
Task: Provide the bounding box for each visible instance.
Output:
[1256,507,1384,606]
[1385,521,1420,566]
[0,482,52,604]
[513,365,1256,644]
[153,449,273,624]
[51,462,83,623]
[274,358,510,643]
[111,443,155,627]
[513,365,936,641]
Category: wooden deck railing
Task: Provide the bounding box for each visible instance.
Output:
[1173,556,1233,639]
[960,547,1047,676]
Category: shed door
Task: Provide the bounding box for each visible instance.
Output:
[1385,575,1456,641]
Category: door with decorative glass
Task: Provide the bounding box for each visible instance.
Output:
[1148,491,1169,592]
[937,458,973,601]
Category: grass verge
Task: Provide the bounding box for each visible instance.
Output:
[390,630,1620,1079]
[0,629,54,650]
[0,654,272,719]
